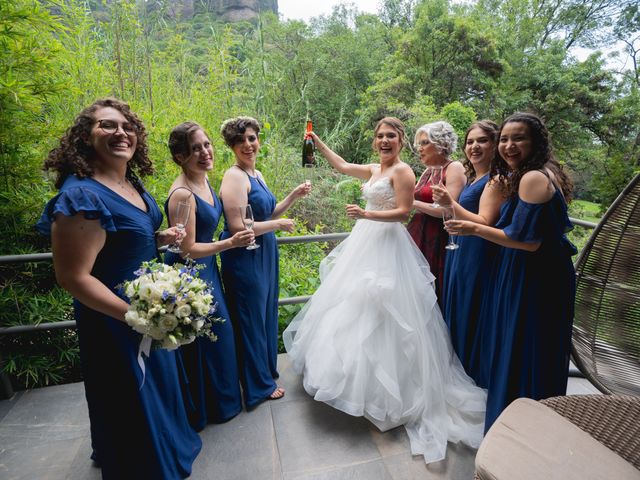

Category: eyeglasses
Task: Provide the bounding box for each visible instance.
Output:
[95,119,138,136]
[415,140,431,148]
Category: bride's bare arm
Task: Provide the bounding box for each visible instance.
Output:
[311,132,373,181]
[346,163,415,222]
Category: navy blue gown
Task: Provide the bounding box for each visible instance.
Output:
[164,186,242,430]
[37,175,201,480]
[442,175,497,385]
[219,171,280,409]
[482,185,577,432]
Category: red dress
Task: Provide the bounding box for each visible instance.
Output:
[406,161,453,305]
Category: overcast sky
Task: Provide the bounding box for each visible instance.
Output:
[276,0,628,70]
[277,0,381,22]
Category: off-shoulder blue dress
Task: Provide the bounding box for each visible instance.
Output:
[482,186,577,431]
[219,171,280,409]
[442,175,497,384]
[36,175,201,479]
[164,186,242,430]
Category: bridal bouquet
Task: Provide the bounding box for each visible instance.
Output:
[121,259,219,351]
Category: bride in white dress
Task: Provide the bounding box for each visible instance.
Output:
[283,117,487,464]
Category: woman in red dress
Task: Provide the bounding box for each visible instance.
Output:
[407,121,466,304]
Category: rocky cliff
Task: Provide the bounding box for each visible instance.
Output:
[165,0,278,22]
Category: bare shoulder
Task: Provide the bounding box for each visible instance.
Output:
[447,160,466,175]
[255,169,267,182]
[221,166,247,186]
[168,187,193,204]
[394,162,416,183]
[520,170,554,203]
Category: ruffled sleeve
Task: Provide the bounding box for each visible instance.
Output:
[36,186,116,236]
[502,195,578,255]
[503,199,544,243]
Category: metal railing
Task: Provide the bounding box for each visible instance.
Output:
[0,232,350,335]
[0,221,596,397]
[0,220,598,335]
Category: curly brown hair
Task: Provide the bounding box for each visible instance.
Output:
[491,112,573,201]
[220,116,261,147]
[43,97,153,189]
[462,120,499,182]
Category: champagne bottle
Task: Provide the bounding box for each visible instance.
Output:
[302,120,316,167]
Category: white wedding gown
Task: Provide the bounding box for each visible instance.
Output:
[283,176,487,464]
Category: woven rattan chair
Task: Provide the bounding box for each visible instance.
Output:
[540,394,640,469]
[474,394,640,479]
[572,173,640,395]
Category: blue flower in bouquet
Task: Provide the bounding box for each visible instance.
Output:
[121,259,220,350]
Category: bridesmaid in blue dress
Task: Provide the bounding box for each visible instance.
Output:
[163,122,254,430]
[444,112,576,432]
[36,98,201,479]
[435,120,503,385]
[218,116,310,409]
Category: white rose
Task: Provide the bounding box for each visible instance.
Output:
[125,310,148,332]
[125,309,140,325]
[125,283,136,298]
[138,284,153,301]
[158,314,178,332]
[147,326,165,341]
[175,304,192,318]
[148,284,164,302]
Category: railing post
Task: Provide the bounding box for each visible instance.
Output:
[0,353,14,399]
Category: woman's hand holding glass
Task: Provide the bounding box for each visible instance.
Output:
[293,181,312,199]
[229,228,255,249]
[167,200,191,253]
[427,166,444,208]
[240,205,260,250]
[442,207,459,250]
[431,185,453,208]
[156,226,186,248]
[444,218,476,237]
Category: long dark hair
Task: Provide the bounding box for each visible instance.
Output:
[462,119,499,181]
[492,112,573,201]
[43,97,152,189]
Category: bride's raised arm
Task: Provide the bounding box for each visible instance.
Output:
[310,131,374,181]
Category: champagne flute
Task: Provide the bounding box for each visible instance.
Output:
[303,164,314,189]
[429,166,444,208]
[167,200,191,253]
[443,206,459,250]
[241,205,260,250]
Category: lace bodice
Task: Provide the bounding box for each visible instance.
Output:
[363,176,396,211]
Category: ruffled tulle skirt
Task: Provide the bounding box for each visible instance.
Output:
[283,219,487,463]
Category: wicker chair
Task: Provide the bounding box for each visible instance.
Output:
[474,394,640,479]
[572,173,640,395]
[540,395,640,469]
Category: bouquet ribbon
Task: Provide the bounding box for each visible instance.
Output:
[137,336,153,389]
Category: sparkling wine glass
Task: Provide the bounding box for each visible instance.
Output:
[303,164,314,188]
[241,205,260,250]
[443,206,459,250]
[167,201,191,253]
[428,166,444,208]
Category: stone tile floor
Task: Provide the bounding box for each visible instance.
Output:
[0,355,600,480]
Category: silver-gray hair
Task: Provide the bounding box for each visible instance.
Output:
[414,121,458,158]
